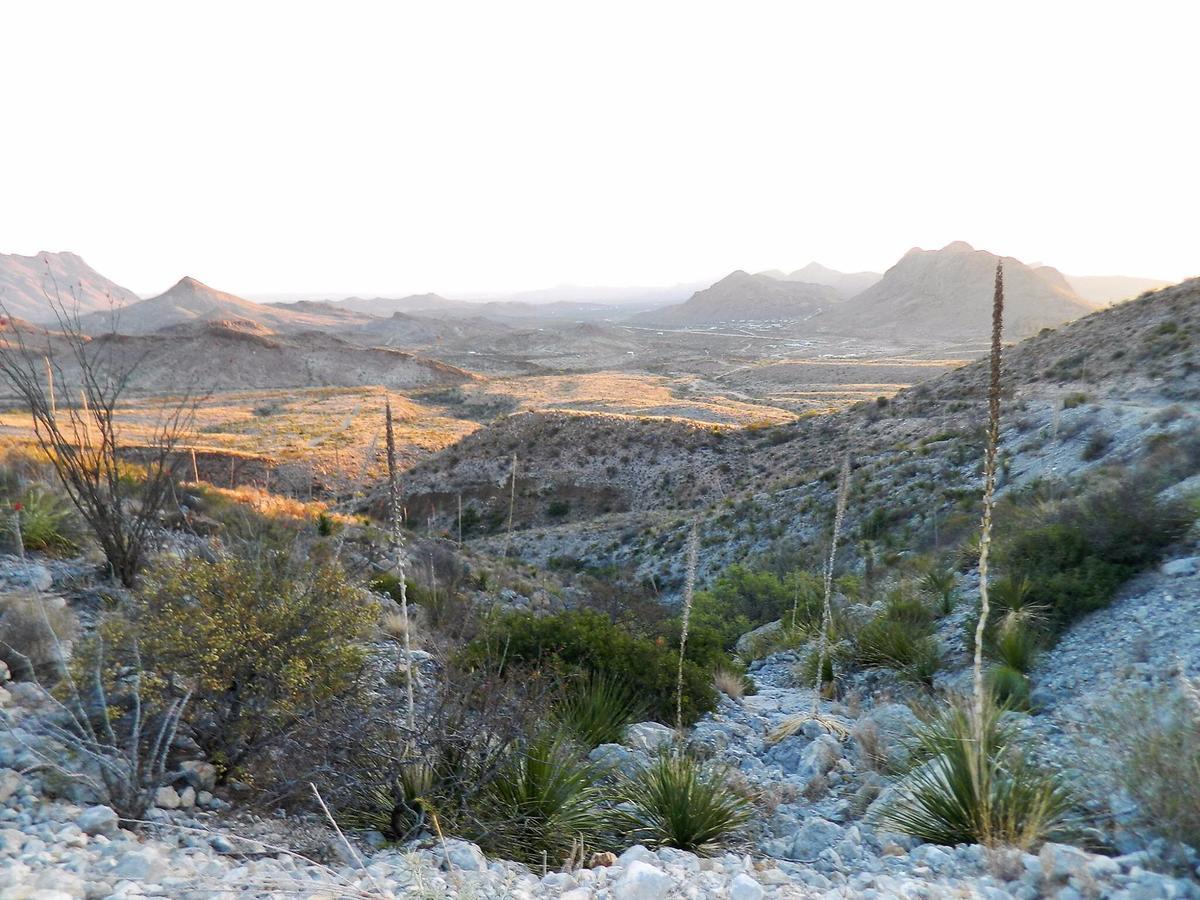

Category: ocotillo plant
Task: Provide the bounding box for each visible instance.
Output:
[675,522,699,734]
[972,262,1005,731]
[385,399,415,729]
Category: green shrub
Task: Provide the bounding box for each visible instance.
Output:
[688,567,823,651]
[473,733,608,866]
[877,699,1072,848]
[617,752,751,855]
[920,568,958,615]
[460,610,717,725]
[114,551,377,777]
[850,594,941,685]
[1062,392,1089,409]
[998,482,1190,635]
[986,619,1041,675]
[554,673,642,749]
[986,664,1032,711]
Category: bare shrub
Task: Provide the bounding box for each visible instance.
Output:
[0,289,198,586]
[1089,679,1200,849]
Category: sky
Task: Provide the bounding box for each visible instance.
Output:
[2,1,1197,299]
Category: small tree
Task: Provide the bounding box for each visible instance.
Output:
[0,281,197,585]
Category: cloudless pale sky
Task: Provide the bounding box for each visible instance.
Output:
[1,1,1196,298]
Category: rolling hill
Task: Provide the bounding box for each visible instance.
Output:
[763,262,882,298]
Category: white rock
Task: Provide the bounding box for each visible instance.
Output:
[177,786,196,809]
[76,805,119,837]
[153,786,181,810]
[178,760,217,792]
[613,860,672,900]
[1161,557,1199,577]
[440,838,487,872]
[1040,842,1093,881]
[729,872,765,900]
[624,722,675,753]
[0,769,25,804]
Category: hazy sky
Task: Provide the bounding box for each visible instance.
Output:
[2,1,1197,298]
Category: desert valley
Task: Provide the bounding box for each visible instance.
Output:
[2,3,1199,897]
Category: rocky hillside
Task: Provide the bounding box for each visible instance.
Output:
[0,251,139,322]
[0,321,475,396]
[633,271,843,326]
[78,276,371,335]
[401,410,749,530]
[826,242,1094,343]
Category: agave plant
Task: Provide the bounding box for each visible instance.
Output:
[554,672,643,749]
[472,732,608,866]
[617,751,751,855]
[876,698,1071,848]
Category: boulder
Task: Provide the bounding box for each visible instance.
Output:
[178,760,217,792]
[613,860,672,900]
[1161,557,1199,577]
[0,768,25,804]
[729,873,765,900]
[789,816,844,860]
[735,620,784,657]
[153,786,181,810]
[440,838,487,872]
[1040,842,1093,882]
[624,722,674,753]
[76,805,120,837]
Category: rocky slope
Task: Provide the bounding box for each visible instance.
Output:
[0,251,139,323]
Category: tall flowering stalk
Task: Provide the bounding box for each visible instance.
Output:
[972,262,1005,733]
[386,400,415,729]
[812,454,851,713]
[675,523,699,734]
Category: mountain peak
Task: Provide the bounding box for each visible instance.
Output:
[173,275,209,291]
[940,240,977,253]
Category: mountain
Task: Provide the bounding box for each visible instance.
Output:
[350,312,513,347]
[78,276,371,335]
[630,271,843,326]
[1066,274,1175,306]
[765,262,882,298]
[825,241,1094,343]
[0,251,139,322]
[334,293,473,317]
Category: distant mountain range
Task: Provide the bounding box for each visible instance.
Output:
[631,271,843,327]
[77,276,371,335]
[0,251,139,322]
[758,262,882,298]
[1,248,1178,348]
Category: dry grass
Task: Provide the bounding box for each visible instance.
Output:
[712,667,747,700]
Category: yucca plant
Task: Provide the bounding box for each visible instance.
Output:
[617,751,751,855]
[920,567,958,615]
[554,672,642,749]
[877,698,1071,848]
[473,732,608,866]
[340,760,437,841]
[986,617,1040,675]
[4,484,79,554]
[986,664,1032,711]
